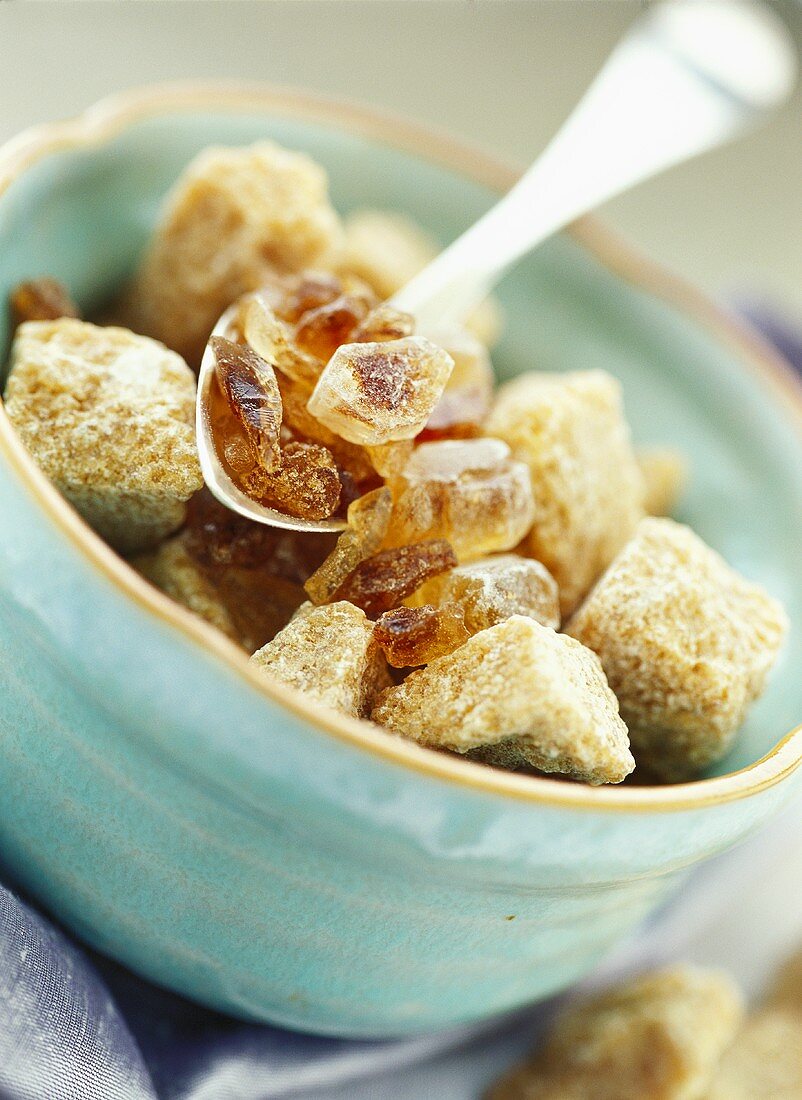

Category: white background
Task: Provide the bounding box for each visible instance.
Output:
[0,0,800,312]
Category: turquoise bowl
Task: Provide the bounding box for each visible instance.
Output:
[0,84,800,1038]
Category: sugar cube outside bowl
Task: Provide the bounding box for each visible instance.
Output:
[0,83,800,1038]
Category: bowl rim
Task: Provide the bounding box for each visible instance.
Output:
[0,79,800,814]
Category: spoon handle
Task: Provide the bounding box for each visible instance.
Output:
[391,0,796,330]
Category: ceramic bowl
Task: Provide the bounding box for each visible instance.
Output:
[0,84,800,1039]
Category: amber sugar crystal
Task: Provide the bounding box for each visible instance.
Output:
[211,336,283,472]
[212,567,307,653]
[386,439,535,561]
[410,554,560,633]
[10,277,80,327]
[332,539,458,618]
[275,372,378,485]
[239,278,414,505]
[305,486,393,604]
[206,373,266,501]
[260,269,344,324]
[418,392,487,443]
[184,488,288,568]
[240,293,323,390]
[352,303,415,344]
[418,325,494,441]
[374,604,470,667]
[279,385,381,510]
[251,269,403,364]
[136,530,307,653]
[134,533,240,643]
[307,337,454,446]
[294,292,373,361]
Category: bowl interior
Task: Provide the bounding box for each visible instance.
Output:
[0,103,799,779]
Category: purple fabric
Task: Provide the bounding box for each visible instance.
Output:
[0,303,799,1099]
[0,886,156,1099]
[0,883,526,1100]
[729,297,802,375]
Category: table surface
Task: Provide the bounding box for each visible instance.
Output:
[2,1,800,314]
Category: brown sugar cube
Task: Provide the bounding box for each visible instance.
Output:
[204,568,306,653]
[638,447,688,516]
[766,947,802,1014]
[706,1008,802,1100]
[485,370,645,616]
[566,517,789,781]
[337,209,440,301]
[3,319,202,554]
[336,208,501,346]
[386,439,535,562]
[304,487,393,605]
[122,142,343,366]
[372,616,634,784]
[249,600,390,717]
[409,554,560,634]
[306,337,454,445]
[290,600,316,620]
[134,531,306,652]
[488,966,743,1100]
[134,534,239,642]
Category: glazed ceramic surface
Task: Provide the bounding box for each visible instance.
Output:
[0,86,799,1038]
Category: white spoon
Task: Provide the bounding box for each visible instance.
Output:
[392,0,796,327]
[198,0,796,531]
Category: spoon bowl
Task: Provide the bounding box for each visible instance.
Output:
[195,304,347,533]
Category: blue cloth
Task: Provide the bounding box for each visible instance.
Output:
[0,882,539,1100]
[0,885,155,1099]
[1,303,799,1100]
